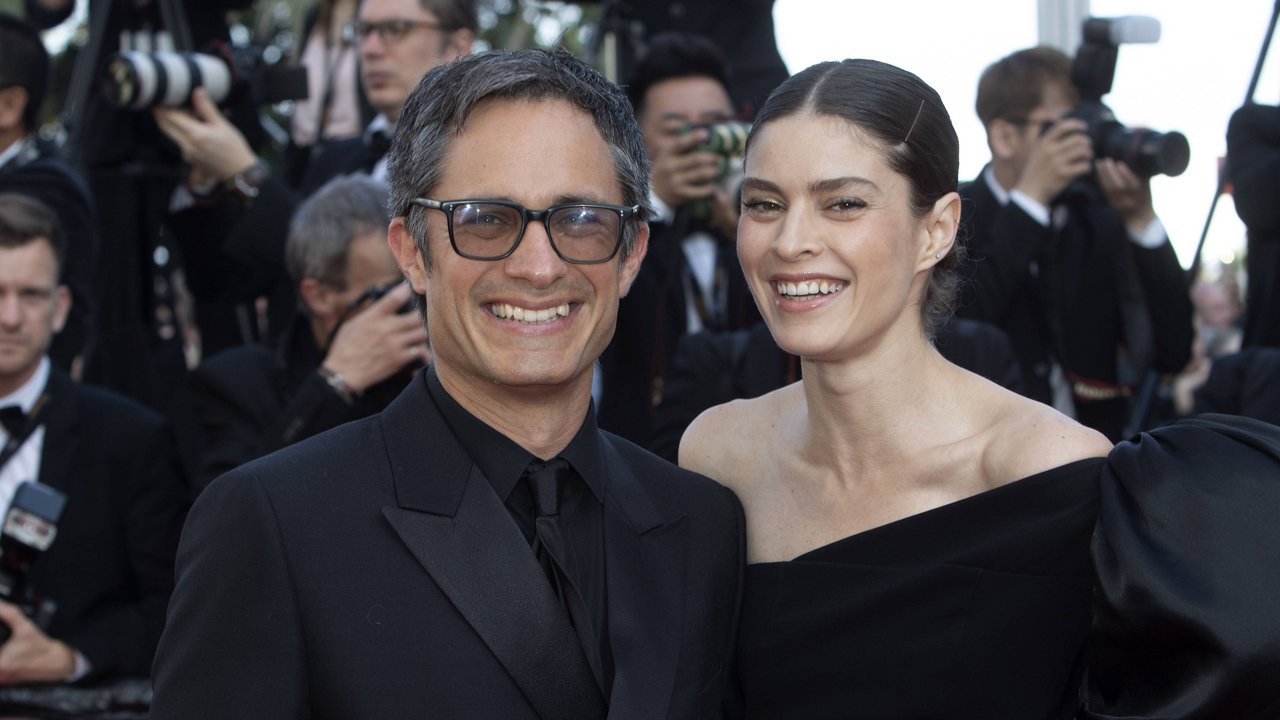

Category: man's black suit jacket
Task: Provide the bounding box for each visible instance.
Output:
[28,368,187,680]
[957,170,1192,438]
[185,313,414,493]
[152,371,745,719]
[599,216,760,446]
[1228,103,1280,348]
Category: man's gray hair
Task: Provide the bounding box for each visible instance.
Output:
[386,48,652,272]
[286,174,391,289]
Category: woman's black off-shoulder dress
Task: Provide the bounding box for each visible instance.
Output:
[736,416,1280,719]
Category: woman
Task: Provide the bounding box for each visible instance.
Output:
[682,59,1280,719]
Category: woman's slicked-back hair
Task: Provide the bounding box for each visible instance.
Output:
[386,48,652,272]
[745,59,963,337]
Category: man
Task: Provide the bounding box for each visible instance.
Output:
[0,193,186,683]
[0,14,97,372]
[154,0,475,355]
[1227,102,1280,349]
[599,32,760,445]
[957,46,1193,440]
[151,50,745,718]
[186,174,428,493]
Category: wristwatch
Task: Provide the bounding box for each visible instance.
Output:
[225,159,271,202]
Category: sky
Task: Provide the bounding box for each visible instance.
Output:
[771,0,1280,275]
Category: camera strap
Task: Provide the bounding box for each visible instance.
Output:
[0,387,51,476]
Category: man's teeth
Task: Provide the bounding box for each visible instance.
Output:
[489,303,571,324]
[776,280,845,298]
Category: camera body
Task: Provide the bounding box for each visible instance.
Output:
[0,482,66,645]
[682,120,751,200]
[1068,17,1189,178]
[101,40,307,110]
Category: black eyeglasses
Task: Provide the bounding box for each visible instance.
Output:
[343,18,444,45]
[408,198,641,264]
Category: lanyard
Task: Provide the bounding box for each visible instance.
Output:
[0,388,50,475]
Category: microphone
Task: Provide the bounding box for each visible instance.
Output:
[0,482,67,644]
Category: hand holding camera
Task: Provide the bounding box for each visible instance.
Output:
[1015,117,1094,205]
[152,87,259,186]
[321,283,430,396]
[1095,157,1156,231]
[0,600,75,684]
[651,127,725,209]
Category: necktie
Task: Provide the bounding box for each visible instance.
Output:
[368,129,392,161]
[0,406,26,439]
[523,458,575,605]
[521,458,606,691]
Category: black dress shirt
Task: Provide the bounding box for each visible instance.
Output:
[425,368,613,693]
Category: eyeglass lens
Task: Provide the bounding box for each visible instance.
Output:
[451,203,622,262]
[345,19,428,44]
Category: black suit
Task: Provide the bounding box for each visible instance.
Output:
[1227,103,1280,348]
[599,213,759,445]
[152,370,745,719]
[184,313,413,493]
[957,169,1193,439]
[27,368,187,680]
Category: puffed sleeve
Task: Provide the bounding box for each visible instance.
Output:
[1083,414,1280,719]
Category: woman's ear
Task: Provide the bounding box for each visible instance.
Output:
[917,191,960,271]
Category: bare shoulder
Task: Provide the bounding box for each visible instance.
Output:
[982,393,1114,485]
[679,384,798,494]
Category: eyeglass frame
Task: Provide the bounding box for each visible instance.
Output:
[406,197,643,265]
[342,18,446,46]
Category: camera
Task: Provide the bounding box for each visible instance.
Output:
[1068,16,1189,178]
[0,482,66,644]
[683,120,752,199]
[101,40,307,110]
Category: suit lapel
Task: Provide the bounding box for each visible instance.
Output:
[378,377,605,720]
[601,439,688,720]
[35,369,76,496]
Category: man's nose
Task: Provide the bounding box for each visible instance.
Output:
[503,222,568,288]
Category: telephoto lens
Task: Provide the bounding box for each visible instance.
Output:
[101,50,233,109]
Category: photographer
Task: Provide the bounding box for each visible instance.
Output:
[154,0,475,357]
[186,175,427,494]
[957,46,1193,440]
[1227,102,1280,348]
[0,14,98,376]
[599,31,760,445]
[0,193,186,684]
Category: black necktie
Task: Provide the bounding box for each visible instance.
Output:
[523,458,575,606]
[0,406,26,438]
[521,458,606,691]
[368,130,392,162]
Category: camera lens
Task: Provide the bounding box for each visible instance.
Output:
[101,51,233,109]
[1098,124,1189,178]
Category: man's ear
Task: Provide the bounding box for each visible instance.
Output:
[388,217,428,292]
[50,285,71,334]
[916,191,960,272]
[444,28,475,62]
[297,277,336,319]
[618,222,649,298]
[987,119,1021,161]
